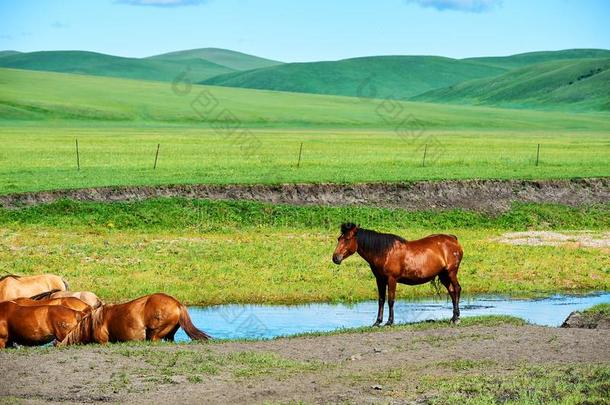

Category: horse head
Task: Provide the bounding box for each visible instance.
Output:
[332,223,359,265]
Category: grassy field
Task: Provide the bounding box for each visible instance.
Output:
[1,199,607,304]
[3,67,610,128]
[0,125,608,195]
[1,67,609,194]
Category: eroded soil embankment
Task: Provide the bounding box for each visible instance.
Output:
[0,178,608,213]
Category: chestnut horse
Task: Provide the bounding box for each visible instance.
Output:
[0,274,68,302]
[332,223,463,325]
[61,293,211,345]
[30,290,102,309]
[13,296,92,313]
[0,301,83,348]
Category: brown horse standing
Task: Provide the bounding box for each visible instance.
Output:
[13,297,92,313]
[332,223,464,325]
[0,301,83,348]
[61,293,211,345]
[0,274,68,302]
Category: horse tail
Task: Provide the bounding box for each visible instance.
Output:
[30,289,61,300]
[178,305,211,341]
[60,310,95,346]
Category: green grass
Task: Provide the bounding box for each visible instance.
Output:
[0,125,608,195]
[201,55,506,99]
[414,58,610,111]
[422,364,610,404]
[0,51,234,83]
[285,315,527,339]
[1,199,607,304]
[583,303,610,316]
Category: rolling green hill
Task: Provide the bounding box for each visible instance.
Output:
[148,47,282,70]
[1,67,609,131]
[464,49,610,69]
[200,55,507,99]
[0,50,234,82]
[0,50,21,58]
[413,58,610,111]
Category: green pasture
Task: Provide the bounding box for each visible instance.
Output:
[0,125,608,195]
[2,67,610,128]
[0,199,607,305]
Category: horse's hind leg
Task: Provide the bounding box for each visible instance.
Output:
[448,270,461,324]
[438,271,459,324]
[164,324,180,342]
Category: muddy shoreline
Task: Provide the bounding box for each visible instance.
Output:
[1,322,609,404]
[1,178,608,213]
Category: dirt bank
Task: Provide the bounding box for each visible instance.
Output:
[1,178,608,213]
[1,321,609,404]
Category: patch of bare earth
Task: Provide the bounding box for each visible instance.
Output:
[496,231,610,248]
[0,178,608,213]
[1,323,609,404]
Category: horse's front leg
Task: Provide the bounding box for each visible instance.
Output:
[373,276,387,327]
[386,277,397,326]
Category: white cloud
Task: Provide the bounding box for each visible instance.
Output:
[405,0,502,13]
[51,21,69,29]
[117,0,207,7]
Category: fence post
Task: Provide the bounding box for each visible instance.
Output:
[535,143,540,166]
[154,143,160,169]
[422,144,428,167]
[297,142,303,168]
[75,139,80,171]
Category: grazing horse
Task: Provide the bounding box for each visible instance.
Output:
[61,293,211,345]
[13,296,92,313]
[0,274,68,302]
[30,290,102,309]
[332,223,464,325]
[0,301,83,348]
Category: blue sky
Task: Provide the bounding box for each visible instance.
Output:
[1,0,609,61]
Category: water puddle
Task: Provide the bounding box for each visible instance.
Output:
[176,292,610,341]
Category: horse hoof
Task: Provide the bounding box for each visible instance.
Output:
[385,322,394,327]
[372,322,381,327]
[451,318,461,325]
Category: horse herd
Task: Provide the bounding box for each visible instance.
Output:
[0,223,463,349]
[0,274,210,349]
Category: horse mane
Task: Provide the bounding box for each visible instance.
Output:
[61,306,104,345]
[0,274,21,282]
[29,289,62,300]
[341,223,406,255]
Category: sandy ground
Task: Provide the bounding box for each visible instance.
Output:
[1,322,609,404]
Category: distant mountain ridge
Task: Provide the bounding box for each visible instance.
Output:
[200,55,507,99]
[0,48,283,83]
[1,48,608,111]
[147,47,282,70]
